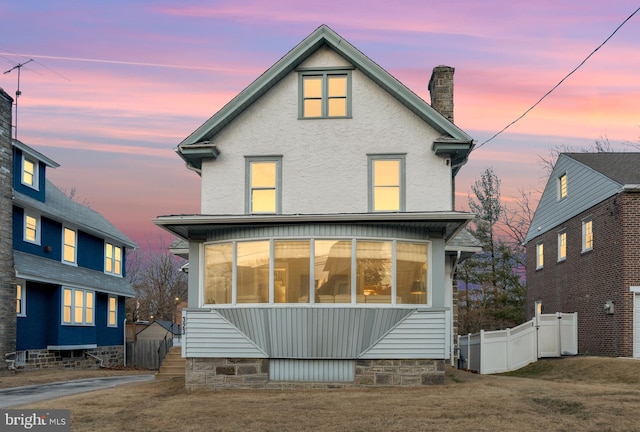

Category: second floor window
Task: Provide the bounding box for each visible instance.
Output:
[246,157,282,214]
[22,156,38,189]
[63,227,77,264]
[24,212,40,244]
[369,155,405,212]
[299,70,351,118]
[536,242,544,269]
[105,243,122,275]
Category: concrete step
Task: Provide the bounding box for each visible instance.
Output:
[156,346,185,379]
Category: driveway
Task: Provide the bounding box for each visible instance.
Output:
[0,375,154,408]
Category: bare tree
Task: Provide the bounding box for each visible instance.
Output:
[126,243,187,323]
[538,136,616,174]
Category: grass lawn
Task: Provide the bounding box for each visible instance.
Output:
[4,357,640,431]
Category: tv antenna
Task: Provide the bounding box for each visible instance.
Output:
[4,58,34,140]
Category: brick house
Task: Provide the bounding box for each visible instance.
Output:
[155,25,477,388]
[524,153,640,357]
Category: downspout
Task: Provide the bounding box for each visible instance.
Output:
[450,250,462,367]
[123,318,127,367]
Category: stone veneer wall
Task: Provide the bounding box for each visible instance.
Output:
[0,88,16,366]
[15,346,124,370]
[185,358,445,390]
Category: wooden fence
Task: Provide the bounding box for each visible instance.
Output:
[126,337,173,370]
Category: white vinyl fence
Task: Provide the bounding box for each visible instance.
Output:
[458,313,577,374]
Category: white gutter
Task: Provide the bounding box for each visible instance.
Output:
[623,184,640,192]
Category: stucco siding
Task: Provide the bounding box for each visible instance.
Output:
[201,47,451,215]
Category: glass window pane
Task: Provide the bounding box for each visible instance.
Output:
[105,244,113,273]
[74,290,84,323]
[303,99,322,117]
[23,159,34,186]
[374,187,400,211]
[204,243,233,304]
[356,241,392,304]
[303,76,322,98]
[252,189,276,213]
[327,75,347,97]
[251,162,276,188]
[109,297,117,326]
[16,284,22,314]
[63,288,72,323]
[396,243,428,304]
[328,98,346,117]
[85,292,94,324]
[274,240,310,303]
[237,241,269,303]
[558,232,566,260]
[25,216,37,242]
[374,160,400,186]
[315,240,352,303]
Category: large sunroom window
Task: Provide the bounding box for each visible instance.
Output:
[203,238,430,306]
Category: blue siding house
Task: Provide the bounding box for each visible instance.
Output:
[10,139,136,369]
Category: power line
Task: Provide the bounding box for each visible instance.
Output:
[474,6,640,152]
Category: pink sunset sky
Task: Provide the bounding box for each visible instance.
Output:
[1,1,639,250]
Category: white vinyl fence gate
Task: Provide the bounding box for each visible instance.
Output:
[458,313,577,374]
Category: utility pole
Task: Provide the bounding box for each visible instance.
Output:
[3,59,34,140]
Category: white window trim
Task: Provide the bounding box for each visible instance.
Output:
[107,295,118,327]
[582,217,593,253]
[536,241,544,269]
[62,287,95,326]
[23,211,41,245]
[62,226,78,266]
[557,229,567,262]
[105,242,123,276]
[21,154,39,190]
[16,279,26,317]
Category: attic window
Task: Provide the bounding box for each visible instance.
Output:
[299,69,351,119]
[558,173,567,200]
[22,155,39,190]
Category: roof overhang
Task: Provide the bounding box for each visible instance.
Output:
[13,139,60,168]
[153,211,475,243]
[176,25,474,172]
[433,138,475,176]
[176,141,219,172]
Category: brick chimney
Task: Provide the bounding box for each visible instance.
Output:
[0,88,16,362]
[428,65,455,123]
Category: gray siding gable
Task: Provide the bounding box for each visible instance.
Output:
[525,154,623,243]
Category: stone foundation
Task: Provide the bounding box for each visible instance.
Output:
[186,358,445,390]
[10,345,124,370]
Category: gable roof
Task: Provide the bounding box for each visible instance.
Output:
[566,152,640,185]
[14,180,136,248]
[177,24,473,172]
[524,152,640,243]
[13,139,60,168]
